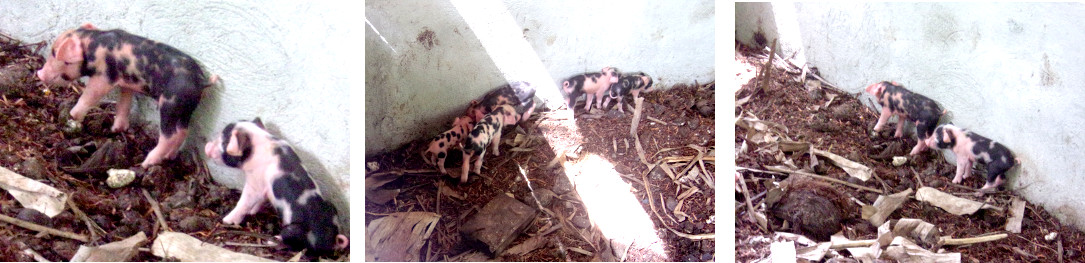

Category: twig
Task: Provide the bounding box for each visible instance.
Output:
[737,171,766,233]
[941,233,1008,245]
[1058,236,1064,263]
[829,239,878,249]
[645,116,668,125]
[366,169,442,178]
[141,188,172,232]
[910,167,925,189]
[764,166,884,194]
[224,241,276,248]
[630,97,649,166]
[0,213,88,242]
[67,197,106,242]
[736,166,787,176]
[757,38,778,94]
[22,249,49,262]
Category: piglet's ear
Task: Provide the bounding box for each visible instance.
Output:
[80,23,96,29]
[226,129,250,156]
[251,117,264,129]
[56,37,84,63]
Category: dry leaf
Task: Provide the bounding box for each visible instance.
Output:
[365,212,440,261]
[915,187,997,215]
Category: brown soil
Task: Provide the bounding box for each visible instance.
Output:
[735,41,1084,262]
[0,33,348,261]
[366,81,715,261]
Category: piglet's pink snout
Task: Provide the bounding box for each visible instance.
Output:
[35,69,47,83]
[204,141,219,160]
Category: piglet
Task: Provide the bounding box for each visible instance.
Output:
[460,105,523,183]
[602,72,653,113]
[466,81,537,122]
[37,23,217,168]
[925,124,1017,191]
[204,118,348,255]
[562,67,620,112]
[422,116,475,174]
[864,81,944,155]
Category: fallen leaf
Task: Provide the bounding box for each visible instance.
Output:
[915,187,998,215]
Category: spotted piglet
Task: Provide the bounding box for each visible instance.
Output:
[864,81,944,155]
[465,81,537,123]
[422,116,475,174]
[460,105,522,183]
[603,72,653,113]
[36,23,217,167]
[925,124,1016,192]
[562,67,620,112]
[205,118,348,256]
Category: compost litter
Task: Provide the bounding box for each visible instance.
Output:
[735,41,1084,262]
[366,79,715,261]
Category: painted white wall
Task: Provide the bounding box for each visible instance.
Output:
[365,0,715,156]
[0,0,358,232]
[737,2,1085,231]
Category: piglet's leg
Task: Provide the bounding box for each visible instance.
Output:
[981,176,1004,191]
[142,128,188,167]
[872,107,892,132]
[893,116,906,138]
[70,76,114,122]
[461,150,472,183]
[908,140,928,155]
[952,159,970,184]
[111,89,134,132]
[491,127,502,156]
[223,183,266,225]
[584,94,595,111]
[472,149,486,175]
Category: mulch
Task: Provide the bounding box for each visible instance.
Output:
[734,41,1084,262]
[0,33,348,261]
[366,79,715,261]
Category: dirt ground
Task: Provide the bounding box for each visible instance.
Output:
[366,80,715,261]
[0,33,348,261]
[734,41,1085,262]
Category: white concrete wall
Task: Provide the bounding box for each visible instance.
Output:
[365,0,715,156]
[0,0,358,232]
[737,2,1085,230]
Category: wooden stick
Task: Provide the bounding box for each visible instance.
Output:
[22,249,49,262]
[141,188,172,232]
[737,171,767,233]
[67,197,106,242]
[764,166,884,194]
[941,233,1008,245]
[631,97,649,166]
[757,39,778,94]
[0,213,88,242]
[829,239,877,249]
[224,241,276,248]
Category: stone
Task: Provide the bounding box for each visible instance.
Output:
[572,213,591,229]
[665,197,678,211]
[16,208,50,227]
[552,177,573,195]
[533,188,555,207]
[177,216,211,233]
[166,190,194,209]
[19,157,45,180]
[460,195,537,255]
